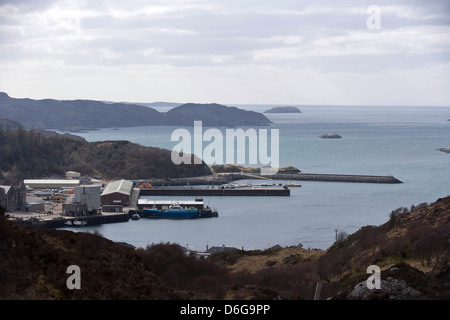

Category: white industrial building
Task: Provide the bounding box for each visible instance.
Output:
[24,179,80,189]
[74,185,101,212]
[62,185,101,216]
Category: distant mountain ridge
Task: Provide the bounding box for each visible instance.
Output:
[0,92,270,129]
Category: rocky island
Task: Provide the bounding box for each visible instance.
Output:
[319,133,342,139]
[437,146,450,154]
[264,106,302,113]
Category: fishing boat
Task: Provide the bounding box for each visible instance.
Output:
[64,220,73,226]
[131,213,140,220]
[141,204,199,219]
[64,219,87,227]
[286,184,302,187]
[73,220,87,226]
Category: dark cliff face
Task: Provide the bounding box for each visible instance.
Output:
[0,93,270,129]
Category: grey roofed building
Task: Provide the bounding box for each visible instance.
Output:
[205,246,239,254]
[101,179,133,196]
[0,181,26,211]
[101,179,134,206]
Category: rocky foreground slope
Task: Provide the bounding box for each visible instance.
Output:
[0,196,449,300]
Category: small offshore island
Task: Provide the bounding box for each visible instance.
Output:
[437,146,450,154]
[264,106,302,113]
[319,133,342,139]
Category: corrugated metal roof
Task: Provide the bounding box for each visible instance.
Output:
[101,179,133,196]
[23,179,80,186]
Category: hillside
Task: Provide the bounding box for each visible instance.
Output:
[0,92,270,129]
[0,118,23,130]
[0,196,448,300]
[214,196,450,299]
[0,213,179,299]
[0,128,210,184]
[163,103,271,126]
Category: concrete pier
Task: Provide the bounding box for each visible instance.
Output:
[272,173,403,184]
[12,212,130,228]
[140,187,290,197]
[144,172,403,187]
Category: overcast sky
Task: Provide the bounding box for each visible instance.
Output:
[0,0,449,106]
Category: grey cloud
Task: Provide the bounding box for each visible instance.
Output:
[0,0,449,105]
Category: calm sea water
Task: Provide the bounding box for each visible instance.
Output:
[63,105,450,250]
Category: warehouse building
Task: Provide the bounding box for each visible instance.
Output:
[24,179,80,189]
[101,179,133,210]
[0,181,27,212]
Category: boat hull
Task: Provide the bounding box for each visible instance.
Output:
[133,208,218,219]
[141,208,199,219]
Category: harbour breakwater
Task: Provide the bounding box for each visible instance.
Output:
[144,172,403,186]
[140,187,290,197]
[276,173,403,184]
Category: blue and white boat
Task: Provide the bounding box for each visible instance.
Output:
[141,204,200,219]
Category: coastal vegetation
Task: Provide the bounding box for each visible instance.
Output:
[0,196,448,299]
[0,127,210,185]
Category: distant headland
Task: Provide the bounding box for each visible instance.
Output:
[0,92,270,130]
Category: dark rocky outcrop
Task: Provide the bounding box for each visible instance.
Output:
[437,147,450,154]
[319,133,342,139]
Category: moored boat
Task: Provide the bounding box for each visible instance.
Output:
[73,220,87,226]
[131,213,140,220]
[133,202,218,219]
[141,204,199,219]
